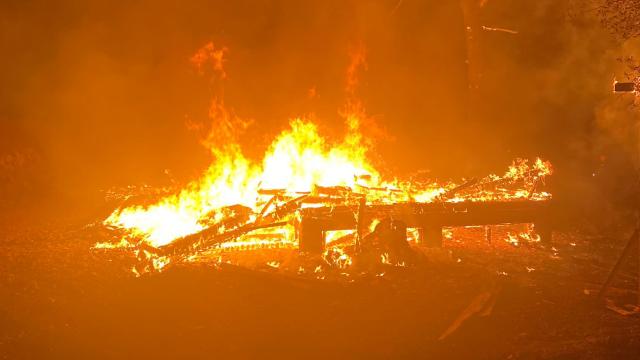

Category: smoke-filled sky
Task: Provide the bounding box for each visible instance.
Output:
[0,0,637,223]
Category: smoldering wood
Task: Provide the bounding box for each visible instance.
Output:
[296,200,553,253]
[159,205,253,254]
[157,191,355,256]
[437,169,545,202]
[313,185,354,197]
[199,205,253,227]
[325,232,356,248]
[257,188,311,196]
[437,178,479,201]
[298,196,361,205]
[160,195,299,255]
[189,221,288,254]
[159,218,287,256]
[257,188,287,196]
[257,195,278,220]
[241,232,289,240]
[260,194,308,222]
[361,218,411,254]
[355,184,403,193]
[355,197,366,253]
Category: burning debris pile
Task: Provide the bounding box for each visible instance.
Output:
[94,43,553,275]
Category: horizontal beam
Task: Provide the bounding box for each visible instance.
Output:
[296,200,553,253]
[299,200,552,230]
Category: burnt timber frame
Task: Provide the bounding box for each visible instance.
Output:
[296,200,553,253]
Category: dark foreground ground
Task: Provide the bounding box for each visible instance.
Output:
[1,211,639,359]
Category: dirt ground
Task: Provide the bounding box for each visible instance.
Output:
[1,211,639,359]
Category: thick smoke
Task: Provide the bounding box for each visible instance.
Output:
[463,0,640,230]
[0,0,638,231]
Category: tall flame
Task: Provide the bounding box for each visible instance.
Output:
[106,114,383,246]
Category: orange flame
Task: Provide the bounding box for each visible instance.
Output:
[102,42,553,262]
[190,42,228,78]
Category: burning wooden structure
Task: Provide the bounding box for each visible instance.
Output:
[95,41,555,273]
[100,156,554,273]
[297,199,553,254]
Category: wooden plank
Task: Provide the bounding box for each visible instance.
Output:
[296,217,324,254]
[297,200,553,253]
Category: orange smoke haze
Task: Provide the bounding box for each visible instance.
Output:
[0,0,633,228]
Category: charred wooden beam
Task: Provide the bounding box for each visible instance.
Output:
[613,81,637,92]
[159,220,287,255]
[159,205,252,255]
[355,197,366,253]
[314,185,354,197]
[297,217,325,254]
[257,195,278,219]
[261,194,308,222]
[296,200,553,253]
[439,178,479,200]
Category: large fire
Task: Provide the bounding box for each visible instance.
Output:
[99,42,553,271]
[105,116,382,247]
